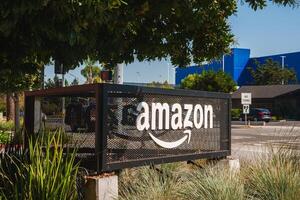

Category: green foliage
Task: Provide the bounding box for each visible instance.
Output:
[45,75,59,89]
[0,131,79,200]
[0,120,13,131]
[119,145,300,200]
[71,78,79,86]
[232,109,242,120]
[181,167,244,200]
[243,148,300,200]
[0,68,41,93]
[0,0,296,97]
[147,81,174,89]
[248,59,297,85]
[181,70,237,93]
[0,120,24,144]
[44,75,69,89]
[245,0,298,10]
[81,59,102,83]
[1,0,295,79]
[119,166,182,200]
[0,131,11,144]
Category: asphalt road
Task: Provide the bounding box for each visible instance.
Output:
[232,120,300,127]
[231,125,300,160]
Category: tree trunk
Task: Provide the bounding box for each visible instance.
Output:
[6,93,15,121]
[13,93,20,132]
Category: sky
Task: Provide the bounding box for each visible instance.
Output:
[45,2,300,85]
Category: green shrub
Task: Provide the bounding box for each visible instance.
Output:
[231,109,242,120]
[0,120,13,131]
[0,131,79,200]
[0,131,11,144]
[271,116,277,121]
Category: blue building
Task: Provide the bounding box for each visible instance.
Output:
[175,48,300,86]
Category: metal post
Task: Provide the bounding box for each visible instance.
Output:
[167,63,170,83]
[222,55,225,72]
[281,56,286,85]
[245,114,247,126]
[62,65,65,129]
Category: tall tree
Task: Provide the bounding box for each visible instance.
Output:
[81,59,102,84]
[248,59,297,85]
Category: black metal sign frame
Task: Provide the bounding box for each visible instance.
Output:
[25,83,231,173]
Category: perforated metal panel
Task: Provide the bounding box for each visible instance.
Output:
[101,84,231,171]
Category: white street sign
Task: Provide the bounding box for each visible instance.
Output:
[243,105,250,114]
[241,93,252,105]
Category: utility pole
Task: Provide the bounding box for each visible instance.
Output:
[280,56,286,85]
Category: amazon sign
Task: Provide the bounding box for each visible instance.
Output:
[136,102,213,149]
[104,84,231,172]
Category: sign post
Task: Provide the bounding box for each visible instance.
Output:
[243,104,250,125]
[241,93,251,126]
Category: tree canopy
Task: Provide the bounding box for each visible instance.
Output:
[1,0,297,74]
[181,71,237,93]
[248,59,297,85]
[0,68,41,93]
[0,0,296,127]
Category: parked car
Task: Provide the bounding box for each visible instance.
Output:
[240,108,271,122]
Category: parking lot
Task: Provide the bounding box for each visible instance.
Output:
[232,124,300,159]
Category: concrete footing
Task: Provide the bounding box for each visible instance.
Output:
[216,157,240,172]
[84,174,118,200]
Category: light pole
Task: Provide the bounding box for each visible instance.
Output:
[167,63,170,83]
[281,56,286,85]
[222,55,225,72]
[172,66,177,85]
[114,63,124,84]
